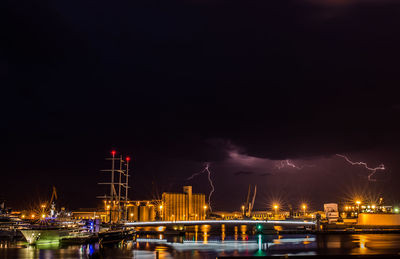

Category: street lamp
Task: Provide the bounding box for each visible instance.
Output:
[356,200,361,215]
[203,205,208,220]
[302,204,307,215]
[273,204,279,217]
[159,205,163,220]
[241,205,245,217]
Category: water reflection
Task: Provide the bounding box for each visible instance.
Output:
[2,232,400,258]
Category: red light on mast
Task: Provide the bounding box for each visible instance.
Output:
[111,150,116,156]
[126,156,131,162]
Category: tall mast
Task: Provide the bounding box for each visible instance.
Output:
[97,150,119,223]
[118,155,123,222]
[125,156,131,220]
[98,150,131,223]
[111,150,116,206]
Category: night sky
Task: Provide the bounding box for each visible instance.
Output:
[4,0,400,211]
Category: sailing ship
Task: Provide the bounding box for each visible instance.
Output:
[96,150,136,245]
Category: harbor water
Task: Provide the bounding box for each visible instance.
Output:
[2,226,400,258]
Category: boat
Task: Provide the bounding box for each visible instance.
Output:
[20,218,84,245]
[0,215,28,240]
[98,226,135,245]
[60,229,97,244]
[20,225,72,245]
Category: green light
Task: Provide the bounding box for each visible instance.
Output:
[395,208,399,213]
[257,224,262,230]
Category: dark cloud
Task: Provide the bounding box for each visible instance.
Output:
[304,0,395,6]
[234,171,255,176]
[260,173,272,177]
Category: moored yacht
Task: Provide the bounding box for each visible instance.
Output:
[20,225,72,245]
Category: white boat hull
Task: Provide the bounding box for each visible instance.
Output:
[20,229,70,245]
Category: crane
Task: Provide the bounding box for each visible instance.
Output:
[49,186,57,217]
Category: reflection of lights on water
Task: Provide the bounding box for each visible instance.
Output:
[88,244,95,256]
[351,235,368,254]
[157,226,165,232]
[240,225,247,235]
[360,236,367,251]
[201,225,210,244]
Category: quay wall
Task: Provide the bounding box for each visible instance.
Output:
[357,213,400,226]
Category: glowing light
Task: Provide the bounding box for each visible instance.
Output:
[125,219,315,226]
[126,156,131,162]
[275,160,315,170]
[21,215,25,219]
[111,150,116,156]
[41,214,45,219]
[159,205,163,209]
[336,154,385,181]
[187,163,215,211]
[395,208,399,213]
[157,226,165,232]
[31,214,35,219]
[356,200,361,205]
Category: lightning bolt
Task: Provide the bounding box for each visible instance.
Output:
[275,160,315,170]
[187,163,215,211]
[336,154,385,182]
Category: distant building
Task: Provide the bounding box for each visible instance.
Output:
[71,208,107,221]
[127,200,160,222]
[213,211,243,220]
[213,210,288,220]
[162,186,206,221]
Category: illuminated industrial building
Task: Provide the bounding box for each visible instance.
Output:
[162,186,206,221]
[127,200,160,222]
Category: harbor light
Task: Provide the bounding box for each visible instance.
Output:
[302,204,307,214]
[273,204,279,216]
[356,200,361,214]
